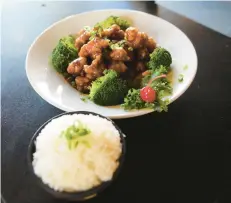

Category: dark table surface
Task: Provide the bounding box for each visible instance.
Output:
[2,1,231,203]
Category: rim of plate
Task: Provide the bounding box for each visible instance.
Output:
[25,9,198,119]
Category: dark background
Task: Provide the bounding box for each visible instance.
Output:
[2,1,231,203]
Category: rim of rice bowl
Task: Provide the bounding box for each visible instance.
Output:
[31,113,124,194]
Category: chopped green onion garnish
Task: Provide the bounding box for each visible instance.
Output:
[183,65,188,70]
[61,121,91,150]
[178,74,184,82]
[81,96,88,102]
[84,26,91,32]
[128,47,133,51]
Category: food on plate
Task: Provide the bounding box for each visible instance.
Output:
[89,70,128,106]
[51,36,77,74]
[94,15,130,30]
[178,74,184,82]
[147,47,172,69]
[32,113,122,192]
[122,65,172,111]
[50,16,173,112]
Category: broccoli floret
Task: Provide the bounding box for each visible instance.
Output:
[114,16,131,30]
[89,70,128,106]
[95,16,130,30]
[51,36,77,74]
[147,47,172,70]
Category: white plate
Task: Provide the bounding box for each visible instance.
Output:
[26,9,197,119]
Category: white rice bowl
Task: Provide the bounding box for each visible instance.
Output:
[32,114,122,192]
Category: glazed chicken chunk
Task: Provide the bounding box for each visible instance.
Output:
[145,37,156,53]
[58,20,159,94]
[67,57,87,75]
[137,47,149,60]
[84,55,106,80]
[125,27,148,49]
[102,24,125,40]
[75,30,91,50]
[79,37,109,59]
[135,61,146,72]
[75,76,91,93]
[110,48,130,61]
[109,61,127,73]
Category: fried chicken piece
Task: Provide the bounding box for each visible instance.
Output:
[110,48,130,61]
[80,70,85,77]
[84,55,106,80]
[102,49,111,61]
[102,24,125,40]
[108,61,127,73]
[113,30,125,40]
[125,27,148,49]
[79,37,109,59]
[85,63,106,81]
[75,30,91,50]
[75,76,91,93]
[125,27,137,41]
[67,57,87,75]
[135,61,146,72]
[76,29,85,37]
[102,24,120,36]
[124,46,135,61]
[145,37,156,53]
[137,47,149,60]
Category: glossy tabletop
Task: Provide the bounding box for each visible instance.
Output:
[2,1,231,203]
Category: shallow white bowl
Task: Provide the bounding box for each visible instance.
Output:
[26,9,197,119]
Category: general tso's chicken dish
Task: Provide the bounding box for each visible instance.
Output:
[51,16,173,112]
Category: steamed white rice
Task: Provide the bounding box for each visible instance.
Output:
[32,114,122,192]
